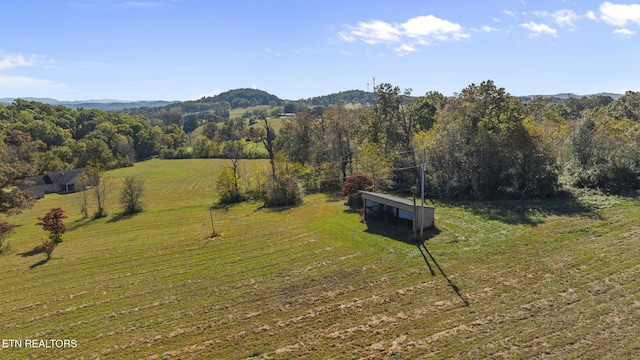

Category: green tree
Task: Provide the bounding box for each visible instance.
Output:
[120,176,145,215]
[324,106,355,182]
[421,80,557,199]
[263,175,303,207]
[355,142,393,190]
[411,91,446,133]
[216,141,245,203]
[0,144,36,215]
[0,222,17,254]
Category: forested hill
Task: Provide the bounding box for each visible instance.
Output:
[3,90,625,113]
[301,90,375,106]
[175,88,285,112]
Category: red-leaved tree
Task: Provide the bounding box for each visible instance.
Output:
[341,171,376,207]
[36,208,68,244]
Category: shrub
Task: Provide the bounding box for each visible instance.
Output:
[341,172,376,207]
[263,175,303,207]
[40,238,56,260]
[0,221,17,254]
[216,167,246,204]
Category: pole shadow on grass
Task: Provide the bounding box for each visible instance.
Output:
[364,222,469,307]
[419,242,469,307]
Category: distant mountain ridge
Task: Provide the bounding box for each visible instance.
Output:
[518,92,623,102]
[0,97,178,111]
[1,90,625,111]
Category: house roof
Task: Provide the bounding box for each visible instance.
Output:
[26,168,83,186]
[359,191,434,211]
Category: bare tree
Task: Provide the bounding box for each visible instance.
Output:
[86,167,109,218]
[261,119,277,179]
[76,169,99,218]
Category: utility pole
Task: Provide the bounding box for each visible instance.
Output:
[420,149,426,241]
[412,186,417,242]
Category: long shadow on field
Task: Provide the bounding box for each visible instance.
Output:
[107,212,139,223]
[29,258,49,269]
[419,242,470,307]
[364,222,470,307]
[18,246,43,257]
[67,217,94,231]
[440,193,598,226]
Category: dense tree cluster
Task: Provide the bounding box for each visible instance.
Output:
[302,90,376,107]
[271,81,640,199]
[0,100,162,172]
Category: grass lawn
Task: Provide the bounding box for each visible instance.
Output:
[1,159,639,359]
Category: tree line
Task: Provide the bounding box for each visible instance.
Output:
[263,80,640,200]
[2,80,639,218]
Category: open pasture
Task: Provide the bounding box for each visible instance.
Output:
[1,159,639,359]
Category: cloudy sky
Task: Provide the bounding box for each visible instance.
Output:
[1,0,639,100]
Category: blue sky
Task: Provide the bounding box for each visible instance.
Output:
[1,0,639,101]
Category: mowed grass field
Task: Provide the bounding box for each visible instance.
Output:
[1,158,639,359]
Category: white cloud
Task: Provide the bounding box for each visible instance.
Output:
[347,20,402,45]
[0,74,65,89]
[477,25,499,32]
[402,15,467,41]
[520,22,557,38]
[552,10,579,27]
[0,53,56,70]
[534,9,579,27]
[612,28,637,36]
[586,10,598,21]
[600,2,640,27]
[0,54,38,70]
[338,32,356,42]
[395,44,416,56]
[340,15,469,55]
[0,53,63,90]
[263,47,281,56]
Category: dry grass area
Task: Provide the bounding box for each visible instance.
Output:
[0,159,639,359]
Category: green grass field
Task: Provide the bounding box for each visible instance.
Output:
[1,159,639,359]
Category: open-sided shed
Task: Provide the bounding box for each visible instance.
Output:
[360,191,434,231]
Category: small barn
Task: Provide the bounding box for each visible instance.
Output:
[23,169,85,199]
[360,191,434,231]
